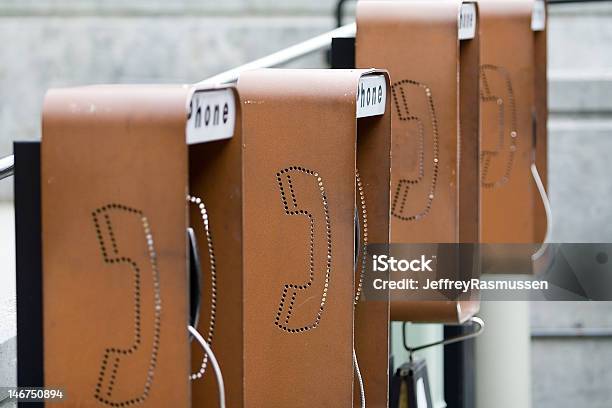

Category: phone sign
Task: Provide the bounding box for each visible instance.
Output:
[531,0,546,31]
[187,88,236,145]
[356,75,387,118]
[458,3,477,41]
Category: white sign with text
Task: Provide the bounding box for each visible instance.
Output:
[531,0,546,31]
[187,88,236,145]
[356,75,387,118]
[458,3,477,40]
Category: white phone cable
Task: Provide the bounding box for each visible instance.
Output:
[531,163,552,261]
[354,347,366,408]
[188,325,226,408]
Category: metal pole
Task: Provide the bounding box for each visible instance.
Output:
[0,155,14,181]
[197,22,356,85]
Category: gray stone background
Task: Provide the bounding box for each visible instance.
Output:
[0,1,612,407]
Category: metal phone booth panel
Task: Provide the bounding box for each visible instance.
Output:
[238,69,389,407]
[478,0,548,245]
[187,86,242,407]
[356,0,481,323]
[41,86,191,406]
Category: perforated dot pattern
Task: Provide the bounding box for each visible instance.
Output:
[354,170,367,305]
[480,64,518,188]
[91,203,161,407]
[390,80,439,221]
[187,195,217,381]
[274,166,332,333]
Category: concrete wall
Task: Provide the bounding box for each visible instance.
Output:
[0,1,612,407]
[534,3,612,408]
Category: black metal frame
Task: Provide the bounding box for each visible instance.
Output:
[444,325,477,408]
[14,141,44,407]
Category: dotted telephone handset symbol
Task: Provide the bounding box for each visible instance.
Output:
[480,64,518,188]
[91,204,161,406]
[390,80,439,221]
[273,167,332,333]
[188,195,217,381]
